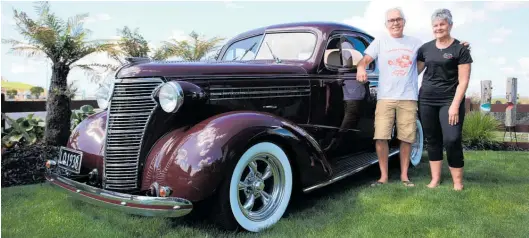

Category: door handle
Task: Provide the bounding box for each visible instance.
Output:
[263,105,277,109]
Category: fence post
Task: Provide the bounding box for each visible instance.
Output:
[1,93,5,129]
[480,80,492,113]
[505,77,517,127]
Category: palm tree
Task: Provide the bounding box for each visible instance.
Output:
[155,31,225,61]
[84,27,225,78]
[2,2,117,146]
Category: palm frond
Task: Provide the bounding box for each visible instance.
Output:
[9,45,48,58]
[66,13,89,38]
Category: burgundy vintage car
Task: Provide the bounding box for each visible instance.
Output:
[45,21,424,232]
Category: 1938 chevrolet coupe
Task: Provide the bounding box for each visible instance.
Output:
[45,22,424,232]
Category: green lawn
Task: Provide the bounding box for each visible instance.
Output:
[2,151,529,238]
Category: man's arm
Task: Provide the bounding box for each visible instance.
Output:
[356,55,374,83]
[356,38,379,83]
[357,55,374,71]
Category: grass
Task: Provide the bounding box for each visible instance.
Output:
[1,81,36,90]
[2,151,529,238]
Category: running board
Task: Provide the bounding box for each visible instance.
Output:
[302,148,400,193]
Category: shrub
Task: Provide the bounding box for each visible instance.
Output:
[1,113,45,148]
[71,105,96,130]
[462,111,501,149]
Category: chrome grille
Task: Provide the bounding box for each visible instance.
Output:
[103,78,163,190]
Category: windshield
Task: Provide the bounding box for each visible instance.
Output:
[221,32,317,61]
[255,32,316,61]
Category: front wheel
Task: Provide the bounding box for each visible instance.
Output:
[215,142,293,232]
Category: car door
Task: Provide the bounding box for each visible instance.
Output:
[307,32,378,159]
[341,33,379,152]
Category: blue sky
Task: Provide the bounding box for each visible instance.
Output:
[2,0,529,98]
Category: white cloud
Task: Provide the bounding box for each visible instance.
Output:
[519,57,529,78]
[484,1,529,11]
[224,0,243,9]
[342,0,483,42]
[82,13,111,23]
[500,67,516,75]
[11,63,36,74]
[488,27,512,44]
[519,57,529,71]
[490,57,506,65]
[168,30,193,42]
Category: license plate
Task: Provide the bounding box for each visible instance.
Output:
[58,147,83,174]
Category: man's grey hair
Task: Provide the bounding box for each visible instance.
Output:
[431,8,453,25]
[385,7,406,23]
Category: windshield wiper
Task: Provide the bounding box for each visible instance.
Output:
[265,42,281,63]
[235,42,257,61]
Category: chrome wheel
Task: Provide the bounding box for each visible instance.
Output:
[410,119,424,166]
[237,153,285,221]
[229,142,292,232]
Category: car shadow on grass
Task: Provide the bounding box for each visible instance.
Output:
[164,157,405,235]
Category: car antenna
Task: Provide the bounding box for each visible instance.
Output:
[265,42,281,63]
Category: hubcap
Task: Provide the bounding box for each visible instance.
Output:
[237,152,285,222]
[410,121,423,165]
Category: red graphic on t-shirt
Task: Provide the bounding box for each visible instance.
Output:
[388,54,412,77]
[388,54,412,68]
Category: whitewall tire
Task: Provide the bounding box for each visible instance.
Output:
[410,119,424,167]
[228,142,293,232]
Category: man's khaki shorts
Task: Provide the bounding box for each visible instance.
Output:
[374,99,417,144]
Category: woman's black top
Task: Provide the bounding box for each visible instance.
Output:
[417,39,473,106]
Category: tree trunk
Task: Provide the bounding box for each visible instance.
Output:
[44,63,72,146]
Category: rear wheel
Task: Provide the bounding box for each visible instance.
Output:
[214,142,293,232]
[410,119,424,167]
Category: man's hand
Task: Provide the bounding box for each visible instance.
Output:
[448,104,459,125]
[357,67,368,83]
[460,41,471,51]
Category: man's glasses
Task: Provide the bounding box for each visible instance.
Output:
[387,17,404,24]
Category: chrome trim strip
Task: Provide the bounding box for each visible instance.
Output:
[209,85,311,100]
[45,172,193,217]
[302,149,400,193]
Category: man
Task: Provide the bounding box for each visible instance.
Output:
[356,7,423,187]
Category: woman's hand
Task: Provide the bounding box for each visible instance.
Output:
[448,104,459,125]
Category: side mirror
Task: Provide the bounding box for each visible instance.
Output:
[342,49,363,68]
[324,48,363,71]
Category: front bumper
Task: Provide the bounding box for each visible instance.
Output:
[45,172,193,217]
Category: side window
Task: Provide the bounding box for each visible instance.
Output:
[221,35,263,61]
[344,35,375,70]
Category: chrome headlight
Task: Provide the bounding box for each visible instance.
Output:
[158,81,184,113]
[95,72,114,109]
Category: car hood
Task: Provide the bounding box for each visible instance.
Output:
[115,60,309,78]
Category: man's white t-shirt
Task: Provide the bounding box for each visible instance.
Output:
[364,34,423,101]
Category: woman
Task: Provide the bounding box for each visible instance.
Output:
[416,8,472,191]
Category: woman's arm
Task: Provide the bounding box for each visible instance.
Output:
[448,45,473,126]
[452,64,471,106]
[417,61,426,75]
[448,63,471,125]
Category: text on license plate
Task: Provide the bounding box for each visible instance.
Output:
[58,147,83,174]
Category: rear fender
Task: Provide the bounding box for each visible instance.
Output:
[141,111,331,202]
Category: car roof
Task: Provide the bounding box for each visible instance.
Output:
[226,21,373,43]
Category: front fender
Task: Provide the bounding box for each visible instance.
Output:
[141,111,331,202]
[66,110,107,176]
